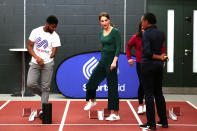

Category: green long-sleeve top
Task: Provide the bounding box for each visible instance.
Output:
[100,28,121,57]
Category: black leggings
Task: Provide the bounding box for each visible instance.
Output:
[136,62,144,105]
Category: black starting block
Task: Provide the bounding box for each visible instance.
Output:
[22,108,32,117]
[42,103,52,124]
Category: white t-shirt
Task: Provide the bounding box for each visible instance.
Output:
[29,26,61,64]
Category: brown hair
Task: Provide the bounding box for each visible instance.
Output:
[99,12,115,27]
[99,12,110,21]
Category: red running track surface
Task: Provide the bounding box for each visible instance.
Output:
[0,100,196,131]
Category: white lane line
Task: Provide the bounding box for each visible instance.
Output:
[127,100,146,131]
[0,100,11,110]
[58,100,70,131]
[0,123,197,126]
[186,101,197,110]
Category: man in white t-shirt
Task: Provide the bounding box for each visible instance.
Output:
[27,15,61,119]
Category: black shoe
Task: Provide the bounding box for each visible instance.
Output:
[140,123,156,130]
[157,121,168,128]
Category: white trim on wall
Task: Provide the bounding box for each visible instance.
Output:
[167,10,175,73]
[193,10,197,73]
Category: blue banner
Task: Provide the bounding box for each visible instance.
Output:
[56,52,139,98]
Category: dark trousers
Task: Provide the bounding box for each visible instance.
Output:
[141,60,168,126]
[136,62,144,105]
[86,51,119,111]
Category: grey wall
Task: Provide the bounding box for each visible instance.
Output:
[0,0,24,94]
[0,0,145,94]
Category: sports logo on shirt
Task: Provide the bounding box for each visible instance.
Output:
[83,57,99,80]
[35,37,48,49]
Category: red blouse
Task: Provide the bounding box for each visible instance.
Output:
[126,34,166,63]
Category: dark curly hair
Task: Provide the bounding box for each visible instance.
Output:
[46,15,58,25]
[143,12,157,24]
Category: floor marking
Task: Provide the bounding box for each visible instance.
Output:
[186,101,197,110]
[58,100,70,131]
[0,123,197,126]
[0,100,11,110]
[65,124,139,126]
[127,101,146,131]
[8,99,138,102]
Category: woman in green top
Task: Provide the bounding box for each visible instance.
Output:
[84,12,121,121]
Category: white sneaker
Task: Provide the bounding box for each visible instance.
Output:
[169,109,177,120]
[143,105,146,113]
[84,101,96,110]
[137,106,143,115]
[29,110,37,121]
[106,114,120,121]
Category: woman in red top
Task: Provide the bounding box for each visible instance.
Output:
[126,23,166,115]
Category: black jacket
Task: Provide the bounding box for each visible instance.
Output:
[141,25,165,61]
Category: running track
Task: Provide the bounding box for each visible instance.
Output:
[0,100,197,131]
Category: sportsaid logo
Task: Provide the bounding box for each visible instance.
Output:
[83,57,98,80]
[82,57,125,92]
[56,52,139,98]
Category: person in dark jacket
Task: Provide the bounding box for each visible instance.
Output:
[126,23,166,115]
[139,12,168,130]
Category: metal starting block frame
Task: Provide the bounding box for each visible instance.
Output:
[22,108,41,118]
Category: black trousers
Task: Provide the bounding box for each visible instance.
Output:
[86,51,119,111]
[141,60,168,126]
[136,62,144,105]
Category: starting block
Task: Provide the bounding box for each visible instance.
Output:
[42,103,52,124]
[89,110,98,119]
[89,110,104,120]
[103,108,111,117]
[89,108,111,120]
[168,106,181,121]
[22,108,32,117]
[172,107,181,116]
[22,108,41,117]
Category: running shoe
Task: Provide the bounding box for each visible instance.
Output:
[157,121,168,128]
[138,105,143,115]
[29,110,37,121]
[105,114,120,121]
[84,101,96,110]
[143,105,146,112]
[140,123,156,130]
